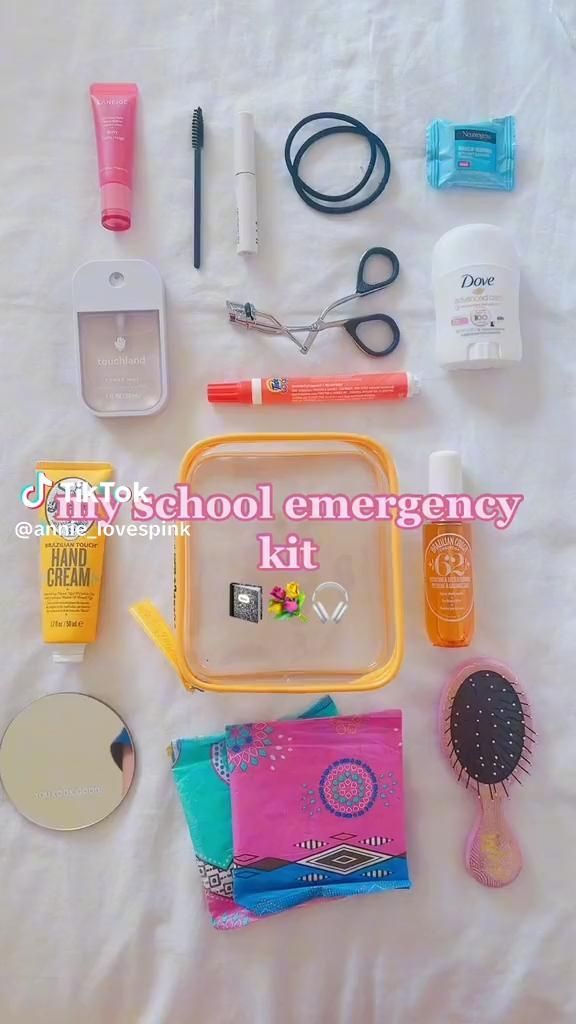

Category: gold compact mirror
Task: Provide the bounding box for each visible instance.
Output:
[0,693,135,830]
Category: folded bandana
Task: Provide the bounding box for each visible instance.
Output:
[227,711,410,916]
[169,696,337,930]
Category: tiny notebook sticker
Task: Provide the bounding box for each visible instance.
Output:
[229,582,263,624]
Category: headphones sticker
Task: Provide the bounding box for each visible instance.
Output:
[311,582,349,624]
[230,580,348,624]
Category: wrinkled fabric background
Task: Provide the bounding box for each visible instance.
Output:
[1,1,575,1021]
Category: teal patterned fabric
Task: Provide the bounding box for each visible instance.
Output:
[169,696,337,929]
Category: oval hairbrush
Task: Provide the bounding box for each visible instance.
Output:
[440,659,535,887]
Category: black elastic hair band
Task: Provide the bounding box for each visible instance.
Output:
[284,112,391,214]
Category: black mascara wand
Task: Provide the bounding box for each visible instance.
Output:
[192,107,204,269]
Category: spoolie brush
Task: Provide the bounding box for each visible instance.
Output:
[192,107,204,269]
[439,659,535,888]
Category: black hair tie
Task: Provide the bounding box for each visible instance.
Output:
[284,112,391,214]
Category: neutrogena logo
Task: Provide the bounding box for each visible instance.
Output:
[456,129,495,143]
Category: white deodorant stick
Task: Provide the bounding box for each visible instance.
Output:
[234,112,258,254]
[432,223,522,369]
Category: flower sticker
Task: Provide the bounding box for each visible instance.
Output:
[268,581,307,621]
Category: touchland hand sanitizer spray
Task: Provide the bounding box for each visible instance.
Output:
[432,224,522,369]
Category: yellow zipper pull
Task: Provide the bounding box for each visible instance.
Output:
[129,600,195,690]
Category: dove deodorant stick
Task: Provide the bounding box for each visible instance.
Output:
[432,224,522,369]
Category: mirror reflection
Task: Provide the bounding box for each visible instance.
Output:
[0,693,136,830]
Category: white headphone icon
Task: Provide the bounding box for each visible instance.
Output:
[312,582,349,624]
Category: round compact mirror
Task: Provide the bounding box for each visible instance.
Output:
[0,693,135,830]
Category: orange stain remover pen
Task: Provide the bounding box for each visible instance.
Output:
[207,372,419,405]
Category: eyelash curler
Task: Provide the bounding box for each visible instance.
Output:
[226,247,401,357]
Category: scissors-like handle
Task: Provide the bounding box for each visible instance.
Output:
[344,313,400,357]
[356,246,399,295]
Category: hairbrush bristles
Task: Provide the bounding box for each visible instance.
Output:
[446,668,533,796]
[439,659,535,888]
[192,107,204,149]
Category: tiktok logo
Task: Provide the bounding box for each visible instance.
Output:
[21,470,53,509]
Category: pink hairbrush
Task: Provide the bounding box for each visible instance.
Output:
[439,659,535,888]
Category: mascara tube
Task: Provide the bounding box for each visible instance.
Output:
[234,112,258,254]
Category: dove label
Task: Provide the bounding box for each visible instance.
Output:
[432,225,522,369]
[434,265,521,368]
[438,267,513,341]
[461,274,495,288]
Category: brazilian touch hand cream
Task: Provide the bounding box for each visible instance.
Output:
[432,223,522,369]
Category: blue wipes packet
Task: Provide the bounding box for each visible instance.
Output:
[426,117,516,191]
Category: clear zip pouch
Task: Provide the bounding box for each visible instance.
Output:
[131,432,404,693]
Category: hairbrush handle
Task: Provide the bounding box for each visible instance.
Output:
[466,792,522,887]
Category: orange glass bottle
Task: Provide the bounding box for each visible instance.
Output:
[423,450,475,647]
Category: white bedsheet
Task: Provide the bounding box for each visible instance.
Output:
[1,1,575,1021]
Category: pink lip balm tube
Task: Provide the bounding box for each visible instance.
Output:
[90,83,138,231]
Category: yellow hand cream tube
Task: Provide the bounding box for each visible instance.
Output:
[37,461,113,662]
